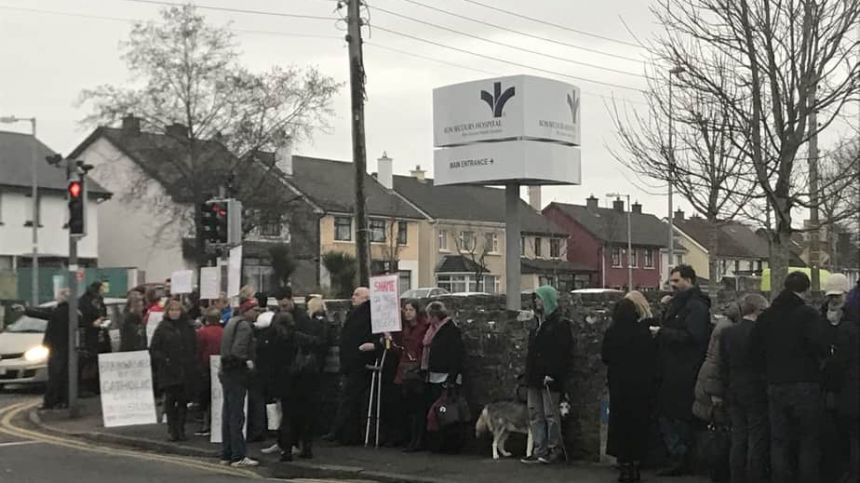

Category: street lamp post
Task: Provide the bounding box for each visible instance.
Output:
[0,116,39,305]
[608,193,633,290]
[667,67,685,284]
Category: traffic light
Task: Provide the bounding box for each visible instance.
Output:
[202,201,228,243]
[68,175,86,237]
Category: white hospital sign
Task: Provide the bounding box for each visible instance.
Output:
[434,140,581,186]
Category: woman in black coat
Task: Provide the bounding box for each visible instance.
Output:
[149,299,198,442]
[423,301,466,454]
[602,298,658,483]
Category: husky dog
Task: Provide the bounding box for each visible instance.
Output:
[475,401,534,460]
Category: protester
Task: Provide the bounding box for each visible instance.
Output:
[625,290,655,323]
[325,287,377,445]
[261,289,297,459]
[424,301,466,454]
[79,281,108,395]
[692,306,735,426]
[149,299,198,442]
[219,299,261,467]
[246,307,275,443]
[120,291,146,352]
[602,298,658,483]
[819,273,859,483]
[654,265,711,476]
[214,292,232,325]
[521,286,572,465]
[396,300,430,453]
[720,294,770,483]
[751,271,827,483]
[195,308,224,437]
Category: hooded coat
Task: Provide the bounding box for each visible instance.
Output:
[656,286,711,420]
[692,318,733,423]
[525,286,574,392]
[149,315,199,393]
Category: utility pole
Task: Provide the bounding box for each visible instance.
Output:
[667,67,684,284]
[346,0,370,286]
[808,85,821,291]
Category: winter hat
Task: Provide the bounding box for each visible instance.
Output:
[824,273,849,296]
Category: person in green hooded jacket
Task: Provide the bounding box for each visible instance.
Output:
[521,286,573,465]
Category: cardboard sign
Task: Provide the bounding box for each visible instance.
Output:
[171,270,194,295]
[200,267,221,300]
[145,311,164,347]
[210,355,246,444]
[370,274,402,334]
[98,351,157,428]
[227,246,243,297]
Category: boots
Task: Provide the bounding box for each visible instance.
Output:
[166,406,179,442]
[299,440,314,459]
[630,462,641,482]
[617,463,633,483]
[176,404,188,441]
[657,455,690,477]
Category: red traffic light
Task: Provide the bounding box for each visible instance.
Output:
[68,181,83,198]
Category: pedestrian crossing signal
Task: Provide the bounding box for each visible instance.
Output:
[68,178,86,236]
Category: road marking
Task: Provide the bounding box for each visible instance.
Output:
[0,399,261,479]
[0,440,41,448]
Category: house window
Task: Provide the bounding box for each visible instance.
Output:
[369,219,386,243]
[25,191,41,227]
[734,260,740,273]
[535,237,543,257]
[549,238,562,259]
[644,249,654,268]
[334,216,352,241]
[398,270,411,293]
[397,221,408,245]
[437,273,493,293]
[484,233,499,253]
[458,231,476,251]
[630,248,638,268]
[521,236,526,256]
[611,247,622,267]
[483,275,498,294]
[438,230,448,251]
[259,212,282,238]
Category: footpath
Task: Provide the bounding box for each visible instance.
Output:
[26,398,708,483]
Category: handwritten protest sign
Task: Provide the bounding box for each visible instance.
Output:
[98,351,156,428]
[370,274,402,334]
[227,246,243,297]
[171,270,194,295]
[200,267,220,300]
[145,311,164,348]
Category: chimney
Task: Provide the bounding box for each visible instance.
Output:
[165,123,188,139]
[410,164,426,182]
[674,209,685,221]
[528,186,542,210]
[121,115,140,135]
[631,201,642,214]
[377,152,393,190]
[275,138,293,177]
[586,195,599,211]
[612,197,625,213]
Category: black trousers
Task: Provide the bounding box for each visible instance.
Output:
[767,383,822,483]
[164,385,188,438]
[278,375,321,451]
[330,370,370,445]
[729,397,769,483]
[402,381,426,448]
[44,353,69,408]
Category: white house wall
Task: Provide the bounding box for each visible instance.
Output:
[77,137,191,282]
[0,190,98,259]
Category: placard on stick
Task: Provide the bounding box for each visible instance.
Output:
[171,270,194,295]
[98,351,157,428]
[370,274,402,334]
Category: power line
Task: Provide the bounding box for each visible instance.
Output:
[373,25,644,93]
[122,0,334,21]
[372,5,645,78]
[392,0,643,63]
[460,0,644,49]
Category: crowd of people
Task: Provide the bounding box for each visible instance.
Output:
[602,266,860,483]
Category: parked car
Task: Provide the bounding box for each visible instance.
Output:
[447,291,494,297]
[0,314,50,389]
[401,287,450,299]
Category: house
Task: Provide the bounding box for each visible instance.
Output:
[673,212,770,286]
[0,130,109,291]
[69,116,311,291]
[392,167,588,293]
[544,196,669,290]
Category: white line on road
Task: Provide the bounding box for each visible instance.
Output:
[0,440,41,448]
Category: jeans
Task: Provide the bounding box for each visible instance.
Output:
[246,380,266,442]
[221,377,248,462]
[729,398,769,483]
[44,353,68,408]
[330,370,370,445]
[527,387,562,458]
[767,383,822,483]
[659,416,693,460]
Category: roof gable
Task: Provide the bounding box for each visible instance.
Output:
[550,202,669,247]
[676,218,769,259]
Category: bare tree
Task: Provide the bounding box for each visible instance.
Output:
[819,138,860,268]
[651,0,860,292]
[79,5,339,268]
[611,69,755,293]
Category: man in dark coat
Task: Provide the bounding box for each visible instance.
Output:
[521,285,572,465]
[654,264,711,476]
[751,271,827,483]
[324,287,378,445]
[78,281,107,395]
[720,293,770,483]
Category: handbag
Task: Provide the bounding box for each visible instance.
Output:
[434,387,471,428]
[266,402,282,431]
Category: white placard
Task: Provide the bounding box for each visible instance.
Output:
[210,355,247,444]
[145,311,164,347]
[433,139,581,186]
[227,246,243,297]
[171,270,194,295]
[370,274,402,334]
[433,75,581,148]
[200,267,221,300]
[98,351,157,428]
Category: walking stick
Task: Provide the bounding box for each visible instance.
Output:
[545,384,569,463]
[364,355,380,447]
[374,347,388,448]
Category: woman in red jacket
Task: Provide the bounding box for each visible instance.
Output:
[396,300,430,452]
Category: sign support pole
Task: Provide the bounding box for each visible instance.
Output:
[68,230,79,418]
[505,182,521,311]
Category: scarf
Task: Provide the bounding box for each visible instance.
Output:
[421,317,449,370]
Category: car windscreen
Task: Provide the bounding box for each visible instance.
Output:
[4,316,48,333]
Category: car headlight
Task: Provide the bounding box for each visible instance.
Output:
[24,345,49,362]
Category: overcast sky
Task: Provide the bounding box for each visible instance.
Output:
[1,0,855,222]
